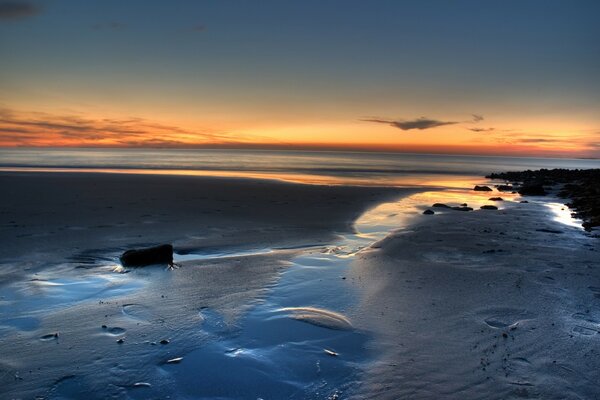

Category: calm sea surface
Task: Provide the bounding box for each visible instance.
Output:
[0,148,597,186]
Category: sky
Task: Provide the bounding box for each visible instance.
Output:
[0,0,599,157]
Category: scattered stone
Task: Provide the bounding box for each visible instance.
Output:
[480,205,498,210]
[460,203,468,207]
[423,209,435,215]
[432,203,450,208]
[120,244,174,268]
[489,197,503,201]
[502,333,508,339]
[520,200,529,203]
[474,185,493,192]
[159,339,170,345]
[518,184,546,196]
[101,325,107,329]
[116,338,125,344]
[451,206,473,211]
[488,169,600,230]
[496,185,514,191]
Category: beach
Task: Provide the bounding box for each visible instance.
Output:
[1,168,598,399]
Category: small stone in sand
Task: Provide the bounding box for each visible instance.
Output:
[452,206,473,211]
[423,209,435,215]
[474,185,493,192]
[481,205,498,210]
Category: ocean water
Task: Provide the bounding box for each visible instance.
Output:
[0,148,597,186]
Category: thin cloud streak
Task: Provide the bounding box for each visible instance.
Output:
[0,109,270,147]
[362,117,458,131]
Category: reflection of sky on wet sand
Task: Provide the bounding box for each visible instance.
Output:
[544,202,584,229]
[0,166,480,188]
[356,187,520,238]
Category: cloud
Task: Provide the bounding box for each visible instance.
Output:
[468,127,495,132]
[0,1,39,20]
[517,138,561,144]
[472,114,484,123]
[0,109,271,147]
[362,117,458,131]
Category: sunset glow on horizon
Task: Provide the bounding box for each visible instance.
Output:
[1,0,599,158]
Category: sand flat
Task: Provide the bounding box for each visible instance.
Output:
[348,193,600,399]
[0,171,413,398]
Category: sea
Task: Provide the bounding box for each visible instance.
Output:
[0,148,597,186]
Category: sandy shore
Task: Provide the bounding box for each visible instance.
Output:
[1,171,598,399]
[0,172,409,398]
[348,191,600,399]
[0,172,403,274]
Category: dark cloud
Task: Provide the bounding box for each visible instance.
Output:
[472,114,484,123]
[469,127,495,132]
[362,117,458,131]
[0,1,39,20]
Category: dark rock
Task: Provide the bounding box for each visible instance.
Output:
[432,203,451,208]
[473,185,493,192]
[518,184,546,196]
[452,206,473,212]
[120,244,174,267]
[520,200,529,203]
[460,203,468,207]
[496,185,514,191]
[160,339,170,345]
[423,209,435,215]
[487,169,600,230]
[489,197,503,201]
[480,205,498,210]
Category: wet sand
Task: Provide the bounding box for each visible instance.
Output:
[0,171,403,274]
[0,171,410,399]
[1,171,598,399]
[348,191,600,399]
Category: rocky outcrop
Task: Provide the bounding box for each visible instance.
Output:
[487,168,600,231]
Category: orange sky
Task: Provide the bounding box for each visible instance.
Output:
[1,1,599,158]
[0,107,598,158]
